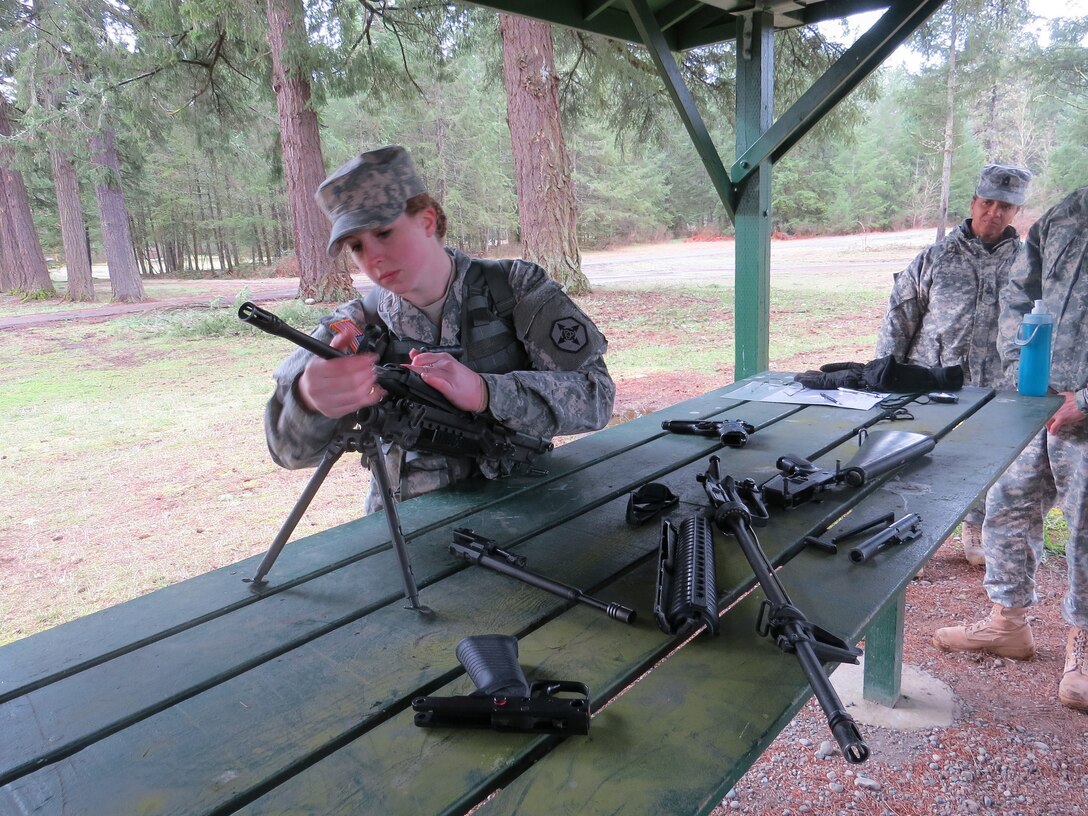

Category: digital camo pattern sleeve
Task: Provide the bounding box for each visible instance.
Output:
[480,260,615,439]
[875,245,932,362]
[874,224,1018,387]
[999,186,1088,392]
[263,301,370,469]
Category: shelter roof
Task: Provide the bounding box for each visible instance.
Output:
[467,1,897,49]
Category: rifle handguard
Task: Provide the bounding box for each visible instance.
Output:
[654,515,719,637]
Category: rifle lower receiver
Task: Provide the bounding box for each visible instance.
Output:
[412,634,591,735]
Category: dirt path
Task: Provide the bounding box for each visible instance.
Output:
[0,228,934,330]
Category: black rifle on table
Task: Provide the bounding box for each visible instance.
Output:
[412,634,591,734]
[759,429,936,510]
[698,455,870,764]
[661,419,755,448]
[238,302,553,611]
[451,529,636,624]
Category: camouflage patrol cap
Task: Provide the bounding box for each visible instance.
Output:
[976,164,1032,206]
[315,145,427,256]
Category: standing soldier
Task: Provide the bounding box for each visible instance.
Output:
[934,185,1088,713]
[876,164,1031,565]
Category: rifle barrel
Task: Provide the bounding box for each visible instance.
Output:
[451,533,635,624]
[238,302,346,360]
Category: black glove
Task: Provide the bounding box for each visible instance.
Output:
[794,361,866,390]
[861,356,964,392]
[795,356,964,393]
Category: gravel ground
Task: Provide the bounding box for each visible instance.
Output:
[712,535,1088,816]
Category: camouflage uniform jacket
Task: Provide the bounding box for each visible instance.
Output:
[875,221,1021,388]
[998,186,1088,394]
[264,248,616,506]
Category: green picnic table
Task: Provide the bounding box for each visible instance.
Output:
[0,375,1056,815]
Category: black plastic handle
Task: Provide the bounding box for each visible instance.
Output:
[455,635,531,698]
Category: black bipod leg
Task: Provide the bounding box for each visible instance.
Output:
[360,433,432,614]
[247,441,347,586]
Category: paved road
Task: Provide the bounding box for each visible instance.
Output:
[0,229,931,330]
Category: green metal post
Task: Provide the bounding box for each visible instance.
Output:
[734,12,773,379]
[863,590,906,706]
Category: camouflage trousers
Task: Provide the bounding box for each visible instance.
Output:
[364,447,477,514]
[982,422,1088,628]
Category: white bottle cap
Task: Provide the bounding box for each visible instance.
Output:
[1031,299,1047,314]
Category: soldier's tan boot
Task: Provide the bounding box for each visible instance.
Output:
[1058,628,1088,712]
[932,603,1035,659]
[960,522,985,566]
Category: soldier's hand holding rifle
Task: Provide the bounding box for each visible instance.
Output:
[296,331,386,417]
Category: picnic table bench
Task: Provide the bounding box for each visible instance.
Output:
[0,374,1056,815]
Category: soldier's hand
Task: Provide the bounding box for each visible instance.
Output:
[297,332,385,418]
[1045,392,1087,435]
[404,349,488,413]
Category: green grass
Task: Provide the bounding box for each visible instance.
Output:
[1044,508,1069,557]
[586,283,886,375]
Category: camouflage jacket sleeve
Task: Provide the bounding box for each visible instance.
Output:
[997,221,1043,376]
[999,187,1088,391]
[263,300,369,469]
[479,261,615,439]
[875,246,931,361]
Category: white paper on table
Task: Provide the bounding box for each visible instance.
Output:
[728,377,886,411]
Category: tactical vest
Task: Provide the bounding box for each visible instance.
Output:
[365,259,529,375]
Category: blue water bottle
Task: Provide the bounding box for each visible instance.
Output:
[1016,299,1053,397]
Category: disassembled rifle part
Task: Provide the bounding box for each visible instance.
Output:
[412,634,591,735]
[661,418,756,448]
[654,515,719,637]
[451,529,635,624]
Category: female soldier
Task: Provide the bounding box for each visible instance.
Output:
[264,145,615,511]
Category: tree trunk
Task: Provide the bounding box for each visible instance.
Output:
[89,127,145,301]
[0,97,56,296]
[194,174,209,272]
[935,5,958,243]
[50,148,95,300]
[498,14,587,293]
[265,0,354,301]
[256,201,271,264]
[271,200,287,256]
[35,45,94,301]
[0,188,18,291]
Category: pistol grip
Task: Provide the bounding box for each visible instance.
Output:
[456,635,530,697]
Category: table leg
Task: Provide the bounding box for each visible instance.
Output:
[863,591,905,706]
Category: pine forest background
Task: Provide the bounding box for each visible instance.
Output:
[1,0,1086,302]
